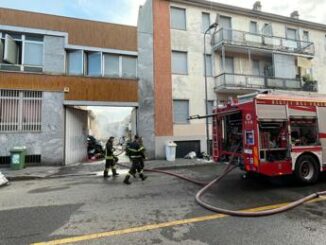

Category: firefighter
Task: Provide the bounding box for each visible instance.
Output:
[123,135,147,185]
[103,136,119,178]
[139,136,146,172]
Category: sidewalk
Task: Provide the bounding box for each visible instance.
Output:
[0,158,215,182]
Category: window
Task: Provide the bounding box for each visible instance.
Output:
[173,100,189,124]
[286,28,298,40]
[24,35,43,67]
[252,60,260,76]
[202,12,210,33]
[0,90,42,132]
[262,23,272,36]
[122,56,137,78]
[67,50,83,75]
[3,34,20,65]
[0,32,43,72]
[172,51,188,74]
[104,54,119,77]
[86,52,101,76]
[249,21,258,34]
[204,54,213,76]
[303,31,309,42]
[67,50,137,78]
[171,7,186,30]
[290,118,318,146]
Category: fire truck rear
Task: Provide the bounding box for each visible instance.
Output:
[212,92,326,184]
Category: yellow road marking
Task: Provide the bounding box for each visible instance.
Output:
[32,196,326,245]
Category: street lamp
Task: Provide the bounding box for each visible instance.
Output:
[204,22,218,156]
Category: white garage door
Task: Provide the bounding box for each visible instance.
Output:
[65,107,88,165]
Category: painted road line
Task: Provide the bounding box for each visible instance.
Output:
[32,196,326,245]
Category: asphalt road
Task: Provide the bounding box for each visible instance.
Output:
[0,165,326,245]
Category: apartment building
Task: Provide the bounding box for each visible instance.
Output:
[138,0,326,158]
[0,8,138,165]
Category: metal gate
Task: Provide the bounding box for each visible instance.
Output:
[65,107,88,165]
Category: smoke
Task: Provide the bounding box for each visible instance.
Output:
[87,107,133,141]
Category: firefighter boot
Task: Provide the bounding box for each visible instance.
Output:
[139,173,147,181]
[103,169,110,178]
[123,175,131,185]
[112,168,119,177]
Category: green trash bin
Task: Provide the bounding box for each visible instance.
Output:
[10,147,26,170]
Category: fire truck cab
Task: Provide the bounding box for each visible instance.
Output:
[212,92,326,184]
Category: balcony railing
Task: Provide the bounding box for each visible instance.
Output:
[212,28,315,56]
[215,73,317,92]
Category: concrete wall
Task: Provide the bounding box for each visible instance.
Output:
[0,92,65,165]
[137,0,156,158]
[43,35,65,74]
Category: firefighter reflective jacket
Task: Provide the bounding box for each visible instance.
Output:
[105,142,114,160]
[127,142,145,159]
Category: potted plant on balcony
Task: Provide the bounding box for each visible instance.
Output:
[302,74,317,92]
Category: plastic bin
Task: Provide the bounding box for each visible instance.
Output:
[165,141,177,161]
[10,147,26,170]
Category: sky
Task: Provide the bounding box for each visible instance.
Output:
[0,0,325,26]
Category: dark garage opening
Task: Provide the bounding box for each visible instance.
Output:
[175,140,201,158]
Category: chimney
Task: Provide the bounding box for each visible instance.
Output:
[253,1,262,11]
[290,11,299,19]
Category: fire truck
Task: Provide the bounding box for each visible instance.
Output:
[212,92,326,184]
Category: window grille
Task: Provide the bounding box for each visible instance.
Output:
[0,90,42,132]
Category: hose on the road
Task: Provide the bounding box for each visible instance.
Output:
[116,151,326,217]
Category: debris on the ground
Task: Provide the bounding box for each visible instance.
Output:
[184,151,197,159]
[0,171,9,187]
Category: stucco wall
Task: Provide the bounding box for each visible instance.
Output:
[167,1,326,154]
[170,3,217,152]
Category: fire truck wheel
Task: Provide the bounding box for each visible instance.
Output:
[295,155,320,184]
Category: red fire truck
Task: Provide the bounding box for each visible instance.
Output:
[212,92,326,184]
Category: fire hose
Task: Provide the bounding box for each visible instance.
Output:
[115,149,326,217]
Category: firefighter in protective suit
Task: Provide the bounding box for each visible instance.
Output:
[123,135,147,185]
[139,137,146,172]
[103,136,119,178]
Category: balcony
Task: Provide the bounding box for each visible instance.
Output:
[215,73,317,93]
[212,28,315,57]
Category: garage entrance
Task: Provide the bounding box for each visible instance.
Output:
[64,104,137,165]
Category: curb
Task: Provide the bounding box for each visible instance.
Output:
[0,181,9,187]
[119,162,217,171]
[4,163,217,182]
[6,176,43,181]
[48,173,98,178]
[151,162,217,170]
[7,173,98,182]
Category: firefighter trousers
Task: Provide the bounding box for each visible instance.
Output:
[129,158,143,176]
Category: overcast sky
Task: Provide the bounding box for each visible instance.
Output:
[0,0,325,26]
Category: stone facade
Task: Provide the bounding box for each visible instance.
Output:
[0,92,64,165]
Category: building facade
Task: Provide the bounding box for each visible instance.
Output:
[138,0,326,158]
[0,8,138,165]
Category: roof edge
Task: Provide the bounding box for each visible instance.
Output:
[171,0,326,32]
